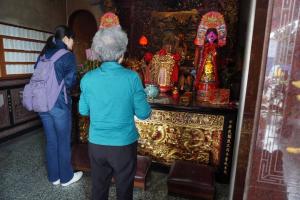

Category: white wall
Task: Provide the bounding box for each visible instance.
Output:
[0,0,66,32]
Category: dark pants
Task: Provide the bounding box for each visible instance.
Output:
[39,106,73,183]
[88,141,137,200]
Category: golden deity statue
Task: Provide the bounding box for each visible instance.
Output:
[201,53,215,82]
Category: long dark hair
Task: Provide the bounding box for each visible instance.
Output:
[40,25,75,56]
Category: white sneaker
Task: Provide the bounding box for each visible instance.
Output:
[61,171,83,187]
[52,179,60,185]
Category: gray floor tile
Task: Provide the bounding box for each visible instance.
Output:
[0,130,229,200]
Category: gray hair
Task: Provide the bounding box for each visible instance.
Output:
[91,27,128,62]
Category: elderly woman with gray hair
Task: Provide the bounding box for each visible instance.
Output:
[79,13,151,200]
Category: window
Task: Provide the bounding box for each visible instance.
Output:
[0,23,51,79]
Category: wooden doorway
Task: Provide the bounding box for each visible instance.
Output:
[68,10,98,65]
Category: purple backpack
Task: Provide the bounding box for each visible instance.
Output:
[22,49,69,112]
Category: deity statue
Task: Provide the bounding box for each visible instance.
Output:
[148,36,181,92]
[193,11,227,101]
[151,48,180,92]
[196,29,219,87]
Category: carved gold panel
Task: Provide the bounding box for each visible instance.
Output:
[79,116,89,143]
[78,109,225,167]
[136,109,224,166]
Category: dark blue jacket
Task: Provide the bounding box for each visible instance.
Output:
[36,39,77,110]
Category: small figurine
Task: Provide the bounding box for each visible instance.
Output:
[172,87,179,99]
[179,69,194,92]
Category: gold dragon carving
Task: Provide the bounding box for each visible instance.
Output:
[136,109,224,166]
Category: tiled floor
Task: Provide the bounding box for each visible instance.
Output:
[0,130,229,200]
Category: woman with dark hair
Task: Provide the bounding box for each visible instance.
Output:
[38,25,82,186]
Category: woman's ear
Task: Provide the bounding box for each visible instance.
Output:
[118,55,124,64]
[62,36,68,44]
[62,36,74,50]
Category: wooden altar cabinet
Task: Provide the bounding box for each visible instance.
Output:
[73,96,237,183]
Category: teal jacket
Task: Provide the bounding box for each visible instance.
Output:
[79,61,151,146]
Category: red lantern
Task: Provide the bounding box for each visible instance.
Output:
[139,35,148,46]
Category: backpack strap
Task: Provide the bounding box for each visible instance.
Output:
[51,49,70,104]
[50,49,69,62]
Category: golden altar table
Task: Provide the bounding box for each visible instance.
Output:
[73,95,237,183]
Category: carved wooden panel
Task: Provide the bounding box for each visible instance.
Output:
[10,87,37,124]
[0,89,11,129]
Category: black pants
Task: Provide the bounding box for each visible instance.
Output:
[88,142,137,200]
